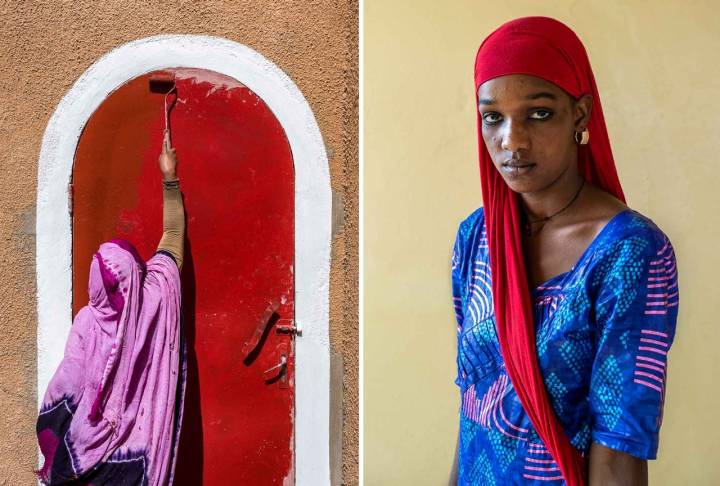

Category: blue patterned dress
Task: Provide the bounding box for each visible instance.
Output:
[452,207,679,485]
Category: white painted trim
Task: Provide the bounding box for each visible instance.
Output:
[36,35,331,485]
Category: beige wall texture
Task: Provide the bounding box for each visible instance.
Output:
[365,1,719,485]
[0,1,357,484]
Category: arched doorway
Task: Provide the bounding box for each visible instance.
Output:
[37,35,331,485]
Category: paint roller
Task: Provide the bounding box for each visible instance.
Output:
[149,71,177,141]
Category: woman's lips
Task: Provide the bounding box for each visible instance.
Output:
[501,162,536,175]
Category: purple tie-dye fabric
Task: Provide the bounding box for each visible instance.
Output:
[36,239,183,486]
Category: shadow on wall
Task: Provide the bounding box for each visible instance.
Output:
[174,236,204,483]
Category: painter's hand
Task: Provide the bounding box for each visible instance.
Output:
[158,130,178,181]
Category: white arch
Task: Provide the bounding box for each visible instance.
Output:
[35,35,331,485]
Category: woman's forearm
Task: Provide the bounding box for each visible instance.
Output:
[157,180,185,271]
[588,442,647,486]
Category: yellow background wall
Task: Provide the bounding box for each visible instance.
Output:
[365,1,719,484]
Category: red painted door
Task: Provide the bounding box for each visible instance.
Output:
[72,68,295,484]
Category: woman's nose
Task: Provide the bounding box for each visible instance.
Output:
[500,121,530,152]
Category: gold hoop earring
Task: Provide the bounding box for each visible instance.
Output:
[574,129,590,145]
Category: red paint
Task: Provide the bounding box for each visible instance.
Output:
[72,68,295,484]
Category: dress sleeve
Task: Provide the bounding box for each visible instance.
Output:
[589,230,679,459]
[451,208,483,334]
[452,225,466,389]
[451,229,466,333]
[452,209,484,388]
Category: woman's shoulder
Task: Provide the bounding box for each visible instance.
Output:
[606,208,674,249]
[146,250,181,280]
[153,249,178,266]
[591,207,677,273]
[452,207,486,277]
[455,206,486,245]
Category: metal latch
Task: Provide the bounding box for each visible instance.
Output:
[263,342,289,388]
[263,355,287,380]
[275,322,300,335]
[241,301,280,361]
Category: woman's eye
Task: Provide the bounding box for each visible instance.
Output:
[482,112,502,125]
[529,109,552,120]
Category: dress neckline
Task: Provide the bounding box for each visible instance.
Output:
[530,208,634,295]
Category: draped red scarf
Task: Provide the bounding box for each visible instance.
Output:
[474,17,626,485]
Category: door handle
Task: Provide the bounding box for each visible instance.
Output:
[241,301,280,361]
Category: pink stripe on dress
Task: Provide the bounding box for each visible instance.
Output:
[491,402,526,441]
[639,346,667,356]
[523,474,564,481]
[634,370,664,384]
[527,458,556,464]
[634,378,663,393]
[637,355,666,367]
[525,465,560,472]
[528,448,551,455]
[641,329,669,338]
[640,338,668,347]
[636,362,665,375]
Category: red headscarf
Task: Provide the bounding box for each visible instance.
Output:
[474,17,626,485]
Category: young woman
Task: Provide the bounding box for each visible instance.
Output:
[36,130,187,485]
[451,17,679,485]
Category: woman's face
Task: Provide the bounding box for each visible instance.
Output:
[477,74,591,194]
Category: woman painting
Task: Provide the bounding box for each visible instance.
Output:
[36,130,187,486]
[451,17,679,485]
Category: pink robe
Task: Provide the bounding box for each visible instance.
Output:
[37,239,185,486]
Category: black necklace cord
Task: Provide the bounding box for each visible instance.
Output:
[521,178,586,237]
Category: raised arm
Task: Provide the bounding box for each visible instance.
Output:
[157,129,185,271]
